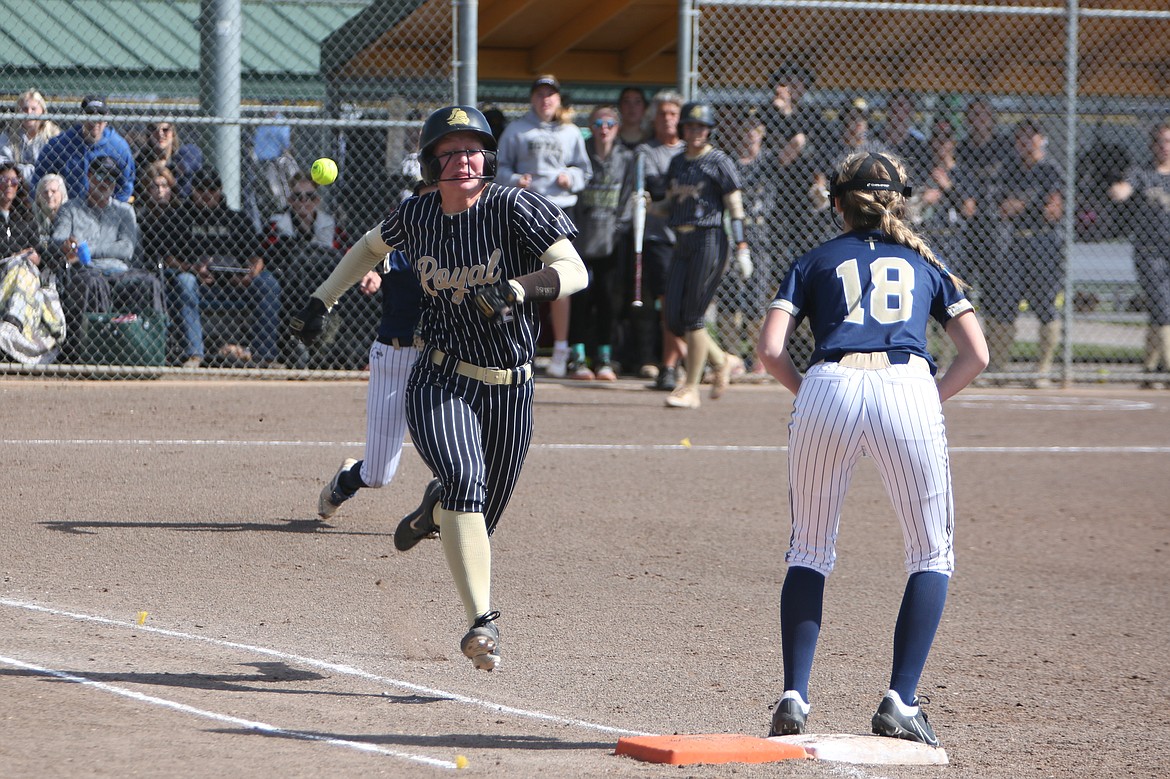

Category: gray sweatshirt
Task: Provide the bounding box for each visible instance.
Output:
[53,197,140,265]
[496,110,592,210]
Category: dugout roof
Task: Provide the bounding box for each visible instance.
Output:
[325,0,1170,101]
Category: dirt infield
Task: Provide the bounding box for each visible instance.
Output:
[2,377,1168,778]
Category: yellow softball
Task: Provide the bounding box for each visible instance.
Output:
[455,755,469,769]
[311,157,338,186]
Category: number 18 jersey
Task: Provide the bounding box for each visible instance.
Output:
[770,230,973,371]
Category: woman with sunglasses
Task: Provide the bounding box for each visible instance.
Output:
[135,121,203,199]
[0,161,39,262]
[565,105,636,379]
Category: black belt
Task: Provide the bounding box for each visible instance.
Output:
[674,224,719,234]
[376,335,410,348]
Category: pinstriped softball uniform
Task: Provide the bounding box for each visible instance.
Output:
[358,340,418,489]
[661,148,742,334]
[382,184,576,367]
[381,183,577,533]
[772,231,973,577]
[786,364,955,575]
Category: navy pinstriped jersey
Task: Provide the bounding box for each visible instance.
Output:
[771,230,973,371]
[377,249,422,343]
[664,147,742,228]
[381,183,577,369]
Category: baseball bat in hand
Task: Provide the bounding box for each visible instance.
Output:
[631,154,646,308]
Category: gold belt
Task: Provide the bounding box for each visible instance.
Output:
[430,347,532,385]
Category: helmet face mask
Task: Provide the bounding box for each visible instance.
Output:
[419,105,498,185]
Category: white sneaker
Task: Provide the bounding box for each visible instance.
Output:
[548,345,570,378]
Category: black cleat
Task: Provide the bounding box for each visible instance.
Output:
[393,478,442,551]
[461,610,501,671]
[871,692,940,747]
[769,692,809,736]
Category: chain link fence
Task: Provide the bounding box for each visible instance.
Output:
[4,1,1170,387]
[693,0,1170,386]
[0,0,453,378]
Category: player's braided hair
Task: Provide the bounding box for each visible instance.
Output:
[835,152,969,290]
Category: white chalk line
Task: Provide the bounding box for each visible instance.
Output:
[3,438,1169,454]
[0,652,456,769]
[1,599,651,743]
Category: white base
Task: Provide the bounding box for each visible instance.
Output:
[769,734,949,765]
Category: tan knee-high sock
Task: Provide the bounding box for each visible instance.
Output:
[438,509,492,627]
[1146,325,1170,371]
[1036,320,1061,375]
[684,329,710,388]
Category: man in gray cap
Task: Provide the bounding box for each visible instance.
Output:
[33,95,135,203]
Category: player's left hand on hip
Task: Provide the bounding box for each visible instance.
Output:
[734,246,753,279]
[473,279,517,322]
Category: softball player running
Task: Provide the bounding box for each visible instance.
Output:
[656,102,752,409]
[293,105,586,672]
[756,152,988,745]
[316,247,437,522]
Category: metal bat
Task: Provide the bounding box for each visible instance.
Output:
[631,153,646,308]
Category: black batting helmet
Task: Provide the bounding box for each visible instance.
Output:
[679,102,716,128]
[418,105,498,185]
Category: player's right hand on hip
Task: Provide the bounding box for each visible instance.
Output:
[472,279,517,322]
[290,297,329,346]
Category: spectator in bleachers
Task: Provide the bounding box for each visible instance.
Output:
[34,96,135,203]
[634,91,687,388]
[263,171,356,367]
[52,156,163,333]
[917,120,967,270]
[1108,119,1170,388]
[617,87,650,150]
[0,89,61,185]
[265,172,349,252]
[811,98,873,216]
[136,162,180,263]
[135,121,203,199]
[955,98,1011,299]
[879,89,931,182]
[985,120,1065,386]
[0,161,62,364]
[0,162,39,262]
[566,104,635,381]
[496,74,592,379]
[33,173,67,261]
[159,168,282,368]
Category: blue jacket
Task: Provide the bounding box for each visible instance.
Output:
[33,125,136,203]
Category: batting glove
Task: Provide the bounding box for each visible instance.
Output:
[473,279,518,322]
[290,297,330,347]
[734,246,753,280]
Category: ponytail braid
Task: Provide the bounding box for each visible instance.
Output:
[835,153,969,290]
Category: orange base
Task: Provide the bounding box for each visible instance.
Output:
[615,734,810,765]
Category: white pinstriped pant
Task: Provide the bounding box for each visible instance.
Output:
[405,360,534,535]
[358,340,419,489]
[785,358,956,578]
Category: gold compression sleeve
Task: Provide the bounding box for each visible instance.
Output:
[507,238,588,303]
[312,227,393,309]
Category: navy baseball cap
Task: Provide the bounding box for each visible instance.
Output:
[87,155,120,182]
[531,75,560,94]
[81,96,110,115]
